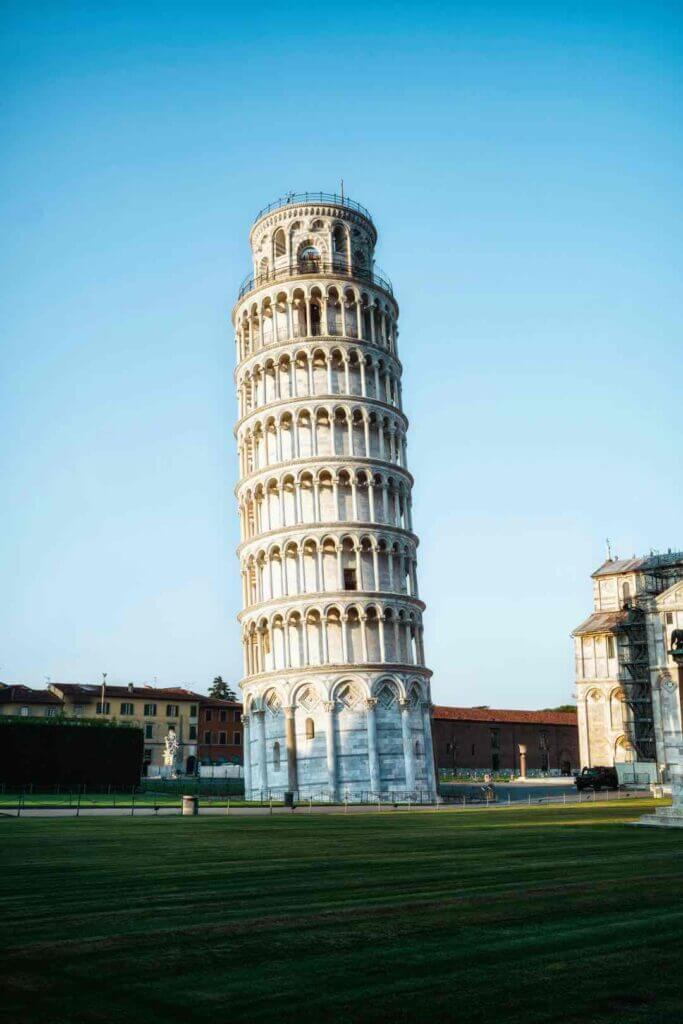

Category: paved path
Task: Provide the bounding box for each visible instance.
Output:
[1,790,650,819]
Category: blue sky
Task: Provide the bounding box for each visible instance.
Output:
[1,1,681,706]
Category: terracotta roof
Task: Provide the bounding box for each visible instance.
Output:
[200,697,242,709]
[592,552,683,578]
[571,610,628,637]
[51,683,205,701]
[0,685,62,705]
[432,705,578,726]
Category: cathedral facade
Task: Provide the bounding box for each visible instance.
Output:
[231,193,437,801]
[573,551,683,779]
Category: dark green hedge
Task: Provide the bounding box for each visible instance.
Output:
[0,719,144,786]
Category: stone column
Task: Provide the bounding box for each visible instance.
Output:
[518,744,528,779]
[365,697,381,796]
[254,709,268,794]
[399,699,416,793]
[324,700,338,801]
[285,705,298,794]
[242,714,252,798]
[420,700,438,799]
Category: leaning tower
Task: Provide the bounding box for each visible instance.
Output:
[232,191,437,802]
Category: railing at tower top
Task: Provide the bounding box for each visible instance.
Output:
[252,192,374,226]
[237,259,393,301]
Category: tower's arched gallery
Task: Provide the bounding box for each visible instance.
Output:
[232,192,437,801]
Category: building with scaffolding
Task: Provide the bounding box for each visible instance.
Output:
[572,551,683,780]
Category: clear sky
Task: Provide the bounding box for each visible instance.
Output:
[1,1,681,706]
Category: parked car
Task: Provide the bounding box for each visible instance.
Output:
[575,766,619,791]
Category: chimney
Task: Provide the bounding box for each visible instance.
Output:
[128,682,134,694]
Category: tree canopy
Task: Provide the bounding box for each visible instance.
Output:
[208,676,238,701]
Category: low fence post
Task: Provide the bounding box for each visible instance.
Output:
[76,789,81,817]
[131,787,135,817]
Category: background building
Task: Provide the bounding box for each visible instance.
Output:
[432,706,578,775]
[48,683,202,774]
[0,684,63,718]
[234,192,437,802]
[573,551,683,777]
[198,697,243,765]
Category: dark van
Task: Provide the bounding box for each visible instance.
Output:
[575,766,619,791]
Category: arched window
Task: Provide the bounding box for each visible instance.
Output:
[414,739,422,757]
[274,229,286,257]
[305,717,315,740]
[622,582,631,608]
[299,244,320,272]
[273,741,281,771]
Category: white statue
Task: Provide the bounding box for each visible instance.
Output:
[163,728,180,778]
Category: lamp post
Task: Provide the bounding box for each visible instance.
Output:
[100,672,107,715]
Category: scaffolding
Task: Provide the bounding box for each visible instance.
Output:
[616,607,655,760]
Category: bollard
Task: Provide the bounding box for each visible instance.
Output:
[131,789,136,817]
[269,797,273,815]
[76,790,81,817]
[528,794,531,806]
[182,795,199,816]
[309,797,312,814]
[226,798,230,816]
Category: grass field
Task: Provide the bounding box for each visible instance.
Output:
[2,800,682,1024]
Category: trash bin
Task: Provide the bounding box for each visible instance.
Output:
[284,791,295,808]
[182,794,199,816]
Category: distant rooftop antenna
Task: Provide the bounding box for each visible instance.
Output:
[340,178,344,201]
[606,538,612,561]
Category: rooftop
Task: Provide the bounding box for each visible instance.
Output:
[252,191,373,228]
[571,610,629,637]
[432,706,578,727]
[0,685,62,705]
[592,551,683,578]
[49,683,205,701]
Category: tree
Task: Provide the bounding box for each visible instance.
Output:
[209,676,237,701]
[542,704,577,713]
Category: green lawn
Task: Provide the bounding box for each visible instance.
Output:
[1,800,682,1024]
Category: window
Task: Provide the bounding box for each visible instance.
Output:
[607,636,615,658]
[234,732,241,745]
[666,612,674,625]
[96,702,111,715]
[120,702,134,716]
[344,568,357,591]
[539,730,549,751]
[490,728,500,750]
[190,705,197,717]
[220,710,227,722]
[305,718,315,740]
[204,730,211,744]
[205,709,212,722]
[471,744,475,756]
[492,753,500,771]
[235,710,241,722]
[166,704,178,717]
[19,706,29,717]
[143,748,152,765]
[144,703,157,717]
[145,724,154,739]
[273,741,281,770]
[219,731,227,745]
[274,229,286,257]
[414,739,422,756]
[45,707,58,718]
[189,725,197,740]
[74,703,86,716]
